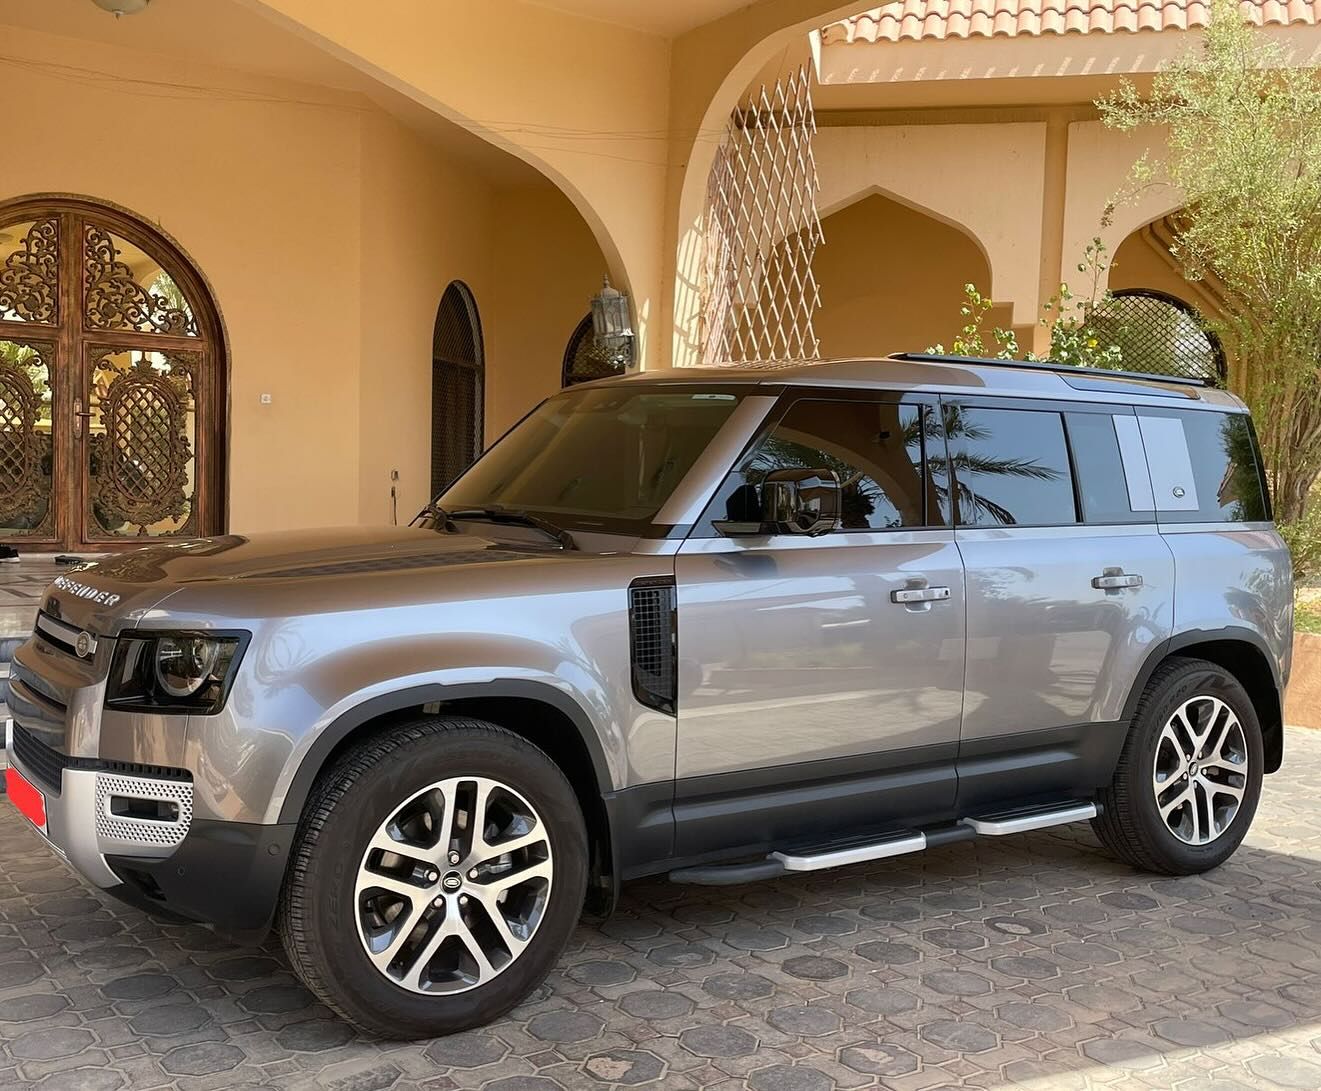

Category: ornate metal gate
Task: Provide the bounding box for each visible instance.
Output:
[0,198,225,550]
[701,64,823,365]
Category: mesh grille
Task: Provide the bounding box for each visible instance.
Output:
[628,578,677,714]
[431,282,484,495]
[10,723,191,794]
[1089,290,1226,383]
[12,723,64,793]
[94,772,193,848]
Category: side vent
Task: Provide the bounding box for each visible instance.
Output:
[628,576,677,714]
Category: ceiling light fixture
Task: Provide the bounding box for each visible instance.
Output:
[92,0,151,16]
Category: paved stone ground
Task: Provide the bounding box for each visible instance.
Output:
[3,731,1321,1091]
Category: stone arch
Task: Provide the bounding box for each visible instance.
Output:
[813,191,1011,359]
[667,2,903,365]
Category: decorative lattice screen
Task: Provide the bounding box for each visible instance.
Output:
[1089,289,1226,384]
[701,64,823,365]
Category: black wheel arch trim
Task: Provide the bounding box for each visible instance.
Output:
[276,679,616,826]
[1121,625,1284,771]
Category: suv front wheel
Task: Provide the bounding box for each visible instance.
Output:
[279,716,588,1038]
[1094,657,1263,875]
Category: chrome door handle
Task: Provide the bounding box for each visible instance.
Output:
[891,586,951,604]
[1092,571,1143,590]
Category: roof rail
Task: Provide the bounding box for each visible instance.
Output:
[890,352,1209,389]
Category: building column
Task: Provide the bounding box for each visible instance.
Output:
[1034,112,1071,358]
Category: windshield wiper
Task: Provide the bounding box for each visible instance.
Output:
[448,507,577,550]
[411,501,455,531]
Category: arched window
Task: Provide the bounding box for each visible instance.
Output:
[431,282,484,495]
[0,196,225,551]
[562,313,626,387]
[1089,289,1226,384]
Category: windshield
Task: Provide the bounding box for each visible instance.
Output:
[437,386,747,534]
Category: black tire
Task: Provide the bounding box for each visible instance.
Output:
[279,716,588,1039]
[1093,657,1263,875]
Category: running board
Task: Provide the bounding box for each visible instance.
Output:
[961,801,1097,836]
[667,801,1097,886]
[772,831,927,873]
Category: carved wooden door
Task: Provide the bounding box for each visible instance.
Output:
[0,200,224,552]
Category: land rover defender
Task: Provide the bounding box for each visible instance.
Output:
[5,354,1290,1038]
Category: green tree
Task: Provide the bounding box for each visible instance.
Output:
[1099,0,1321,522]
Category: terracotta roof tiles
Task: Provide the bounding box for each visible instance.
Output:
[820,0,1321,43]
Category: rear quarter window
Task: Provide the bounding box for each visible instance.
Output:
[1138,409,1269,523]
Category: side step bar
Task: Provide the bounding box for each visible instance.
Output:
[669,801,1096,886]
[961,802,1096,835]
[773,831,927,873]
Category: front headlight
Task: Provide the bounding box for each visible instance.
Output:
[106,630,248,714]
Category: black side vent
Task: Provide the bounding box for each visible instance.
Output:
[628,577,677,714]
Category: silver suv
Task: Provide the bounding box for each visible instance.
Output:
[5,354,1291,1038]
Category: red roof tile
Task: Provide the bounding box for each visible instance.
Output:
[821,0,1321,42]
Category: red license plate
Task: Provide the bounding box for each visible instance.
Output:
[6,765,47,834]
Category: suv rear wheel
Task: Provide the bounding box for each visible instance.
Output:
[279,716,588,1038]
[1093,658,1263,875]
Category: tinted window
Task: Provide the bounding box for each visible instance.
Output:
[705,399,938,532]
[438,387,745,533]
[1142,409,1269,523]
[1066,412,1152,524]
[946,406,1077,527]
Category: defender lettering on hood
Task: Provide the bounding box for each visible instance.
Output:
[49,576,121,608]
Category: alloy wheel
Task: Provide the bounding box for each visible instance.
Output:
[354,776,553,994]
[1152,695,1249,846]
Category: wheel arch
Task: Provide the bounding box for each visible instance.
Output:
[276,680,619,912]
[1123,627,1284,774]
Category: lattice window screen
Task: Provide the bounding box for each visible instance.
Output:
[1088,289,1226,384]
[701,65,823,366]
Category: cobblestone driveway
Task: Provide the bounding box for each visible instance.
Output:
[4,730,1321,1091]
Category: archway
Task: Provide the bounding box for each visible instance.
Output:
[813,193,1011,358]
[0,195,226,552]
[430,281,484,495]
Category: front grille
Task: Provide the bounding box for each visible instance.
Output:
[12,723,65,794]
[628,577,677,714]
[11,723,191,795]
[33,613,80,658]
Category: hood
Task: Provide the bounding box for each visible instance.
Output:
[40,526,578,634]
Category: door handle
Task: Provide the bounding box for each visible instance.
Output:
[891,586,951,604]
[73,397,93,438]
[1092,570,1143,590]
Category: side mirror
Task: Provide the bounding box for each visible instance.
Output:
[762,468,842,536]
[715,468,842,537]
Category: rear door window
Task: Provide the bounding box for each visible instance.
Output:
[944,405,1077,527]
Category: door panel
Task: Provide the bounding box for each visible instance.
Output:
[948,399,1175,807]
[673,392,965,857]
[81,345,201,541]
[0,336,58,542]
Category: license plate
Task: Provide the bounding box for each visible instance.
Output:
[6,766,47,835]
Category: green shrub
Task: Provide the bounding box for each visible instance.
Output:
[1279,507,1321,582]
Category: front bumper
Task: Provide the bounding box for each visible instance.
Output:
[6,720,293,939]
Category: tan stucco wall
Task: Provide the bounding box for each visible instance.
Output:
[814,124,1047,327]
[813,193,1012,359]
[487,188,606,440]
[356,112,496,528]
[4,24,604,536]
